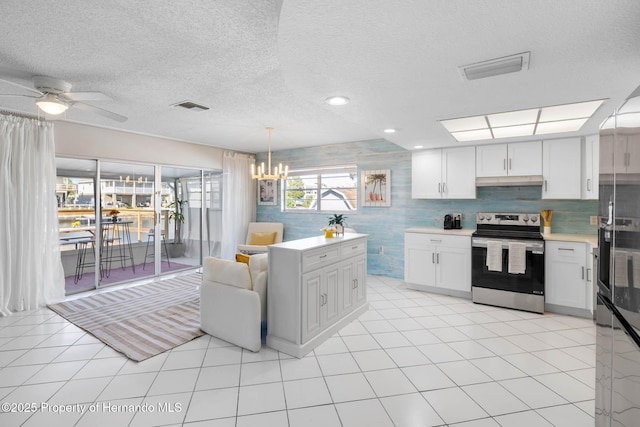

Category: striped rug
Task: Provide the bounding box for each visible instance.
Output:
[48,274,204,361]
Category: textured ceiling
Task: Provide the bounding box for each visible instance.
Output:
[1,0,639,153]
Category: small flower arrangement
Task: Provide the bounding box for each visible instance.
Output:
[71,221,81,228]
[108,209,120,218]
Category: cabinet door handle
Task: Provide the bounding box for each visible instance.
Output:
[432,253,435,263]
[544,180,548,192]
[438,183,441,193]
[319,254,327,259]
[442,182,447,194]
[587,268,592,282]
[587,178,591,191]
[429,239,442,243]
[352,246,358,250]
[581,266,585,280]
[558,248,575,252]
[503,159,506,170]
[509,158,512,170]
[436,253,440,264]
[354,279,358,289]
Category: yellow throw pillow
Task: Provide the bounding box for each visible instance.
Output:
[235,253,251,264]
[248,231,277,245]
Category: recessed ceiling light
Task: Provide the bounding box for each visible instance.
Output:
[440,99,606,142]
[414,145,424,149]
[325,96,350,106]
[383,128,396,133]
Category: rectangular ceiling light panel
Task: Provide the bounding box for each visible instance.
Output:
[535,118,587,135]
[538,100,604,122]
[440,115,488,132]
[439,99,606,143]
[487,109,538,127]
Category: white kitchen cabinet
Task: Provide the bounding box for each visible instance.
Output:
[476,141,542,177]
[582,134,599,200]
[545,241,593,316]
[404,232,471,297]
[301,263,340,343]
[542,137,582,199]
[412,146,476,199]
[268,234,368,358]
[339,254,366,316]
[606,134,640,174]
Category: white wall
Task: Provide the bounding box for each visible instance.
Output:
[55,121,227,169]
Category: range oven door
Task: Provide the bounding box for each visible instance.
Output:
[471,237,545,295]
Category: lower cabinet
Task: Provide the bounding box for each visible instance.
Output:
[268,235,369,358]
[404,232,471,297]
[545,240,594,316]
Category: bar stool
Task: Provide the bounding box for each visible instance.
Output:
[143,228,171,269]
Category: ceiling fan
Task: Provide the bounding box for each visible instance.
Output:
[0,75,127,122]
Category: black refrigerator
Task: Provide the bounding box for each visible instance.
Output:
[596,89,640,427]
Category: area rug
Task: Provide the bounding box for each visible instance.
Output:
[48,273,204,361]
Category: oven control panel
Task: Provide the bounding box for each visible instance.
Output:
[476,212,540,226]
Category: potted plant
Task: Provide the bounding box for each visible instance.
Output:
[108,209,120,222]
[168,199,187,257]
[328,214,347,236]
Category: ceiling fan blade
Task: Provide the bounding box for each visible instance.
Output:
[0,77,43,96]
[62,91,112,102]
[71,101,128,122]
[0,93,39,98]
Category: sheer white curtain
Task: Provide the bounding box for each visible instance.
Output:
[221,152,255,260]
[0,115,65,316]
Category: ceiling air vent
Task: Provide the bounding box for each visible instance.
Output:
[171,100,210,111]
[459,52,530,81]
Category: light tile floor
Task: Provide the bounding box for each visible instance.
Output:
[0,275,596,427]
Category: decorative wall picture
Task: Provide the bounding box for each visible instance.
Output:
[257,179,277,205]
[361,169,391,207]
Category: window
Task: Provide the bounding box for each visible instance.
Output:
[284,165,357,212]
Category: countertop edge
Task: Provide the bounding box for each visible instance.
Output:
[405,227,474,237]
[405,227,597,245]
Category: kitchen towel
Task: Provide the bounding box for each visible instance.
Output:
[508,242,527,274]
[486,241,503,272]
[615,250,629,287]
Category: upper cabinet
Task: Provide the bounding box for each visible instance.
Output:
[582,134,599,200]
[542,137,581,199]
[476,141,542,177]
[412,146,476,199]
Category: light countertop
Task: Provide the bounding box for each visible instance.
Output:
[405,227,475,236]
[543,233,598,247]
[405,227,597,246]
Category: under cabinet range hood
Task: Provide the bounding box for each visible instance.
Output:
[475,175,544,187]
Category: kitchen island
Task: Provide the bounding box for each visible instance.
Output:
[267,233,369,358]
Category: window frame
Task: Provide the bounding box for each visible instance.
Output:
[282,164,358,213]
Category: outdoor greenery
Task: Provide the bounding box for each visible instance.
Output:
[168,199,187,244]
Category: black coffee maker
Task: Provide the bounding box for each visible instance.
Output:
[444,213,462,230]
[444,214,454,229]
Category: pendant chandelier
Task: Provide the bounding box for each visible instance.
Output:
[251,127,288,180]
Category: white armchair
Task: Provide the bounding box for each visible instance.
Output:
[200,253,268,352]
[237,222,283,254]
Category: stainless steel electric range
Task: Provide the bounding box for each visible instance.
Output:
[471,212,545,313]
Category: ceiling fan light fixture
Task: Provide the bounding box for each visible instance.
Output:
[325,95,350,106]
[36,94,68,115]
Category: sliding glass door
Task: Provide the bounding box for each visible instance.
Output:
[57,157,221,295]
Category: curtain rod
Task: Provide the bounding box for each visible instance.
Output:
[0,109,45,121]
